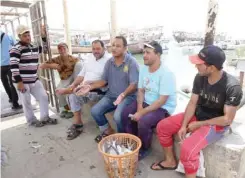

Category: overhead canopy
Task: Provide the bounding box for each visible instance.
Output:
[1,1,31,8]
[0,0,33,26]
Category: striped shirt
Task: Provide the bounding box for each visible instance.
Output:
[10,41,42,84]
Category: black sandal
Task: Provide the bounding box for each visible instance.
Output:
[66,124,83,140]
[42,118,58,125]
[30,120,45,127]
[94,133,109,143]
[150,160,177,171]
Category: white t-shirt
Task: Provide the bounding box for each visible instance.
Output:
[78,52,111,82]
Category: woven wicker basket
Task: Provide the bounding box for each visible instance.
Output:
[98,133,142,178]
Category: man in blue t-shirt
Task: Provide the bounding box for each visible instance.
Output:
[0,31,22,109]
[122,41,177,160]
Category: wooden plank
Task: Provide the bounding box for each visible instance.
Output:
[0,12,21,16]
[1,1,31,8]
[1,1,30,8]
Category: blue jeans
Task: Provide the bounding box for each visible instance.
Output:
[91,95,135,133]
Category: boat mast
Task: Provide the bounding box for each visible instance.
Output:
[204,0,219,46]
[62,0,72,54]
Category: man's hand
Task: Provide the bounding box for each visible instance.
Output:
[17,82,26,93]
[178,126,187,142]
[187,121,203,133]
[41,25,47,38]
[113,93,125,106]
[53,64,61,71]
[75,84,91,96]
[130,111,144,122]
[56,88,69,95]
[137,105,143,112]
[39,63,47,69]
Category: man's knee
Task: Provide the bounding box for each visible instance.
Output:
[180,141,191,162]
[39,90,48,102]
[91,104,101,117]
[68,94,81,112]
[156,119,170,135]
[113,109,121,123]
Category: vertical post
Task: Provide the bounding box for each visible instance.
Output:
[62,0,72,54]
[110,0,117,43]
[204,0,219,46]
[10,22,16,40]
[25,14,29,27]
[240,71,244,87]
[4,24,8,33]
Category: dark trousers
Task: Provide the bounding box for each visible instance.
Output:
[1,65,19,106]
[122,100,169,150]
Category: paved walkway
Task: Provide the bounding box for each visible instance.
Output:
[1,109,184,178]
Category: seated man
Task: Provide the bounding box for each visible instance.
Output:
[151,45,243,178]
[78,36,139,142]
[39,42,82,118]
[122,41,176,160]
[56,40,111,140]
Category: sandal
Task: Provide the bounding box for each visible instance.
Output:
[67,124,83,140]
[29,120,45,127]
[42,118,58,125]
[150,160,177,171]
[94,133,109,143]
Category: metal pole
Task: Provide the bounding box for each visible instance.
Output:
[4,24,8,33]
[41,0,60,112]
[10,22,16,40]
[204,0,219,46]
[62,0,72,54]
[110,0,117,43]
[25,14,29,26]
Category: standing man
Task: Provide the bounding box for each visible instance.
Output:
[122,41,177,160]
[0,30,22,109]
[39,42,82,119]
[151,45,243,178]
[78,36,139,142]
[55,40,111,140]
[10,25,57,127]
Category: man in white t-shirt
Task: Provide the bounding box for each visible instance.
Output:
[56,40,111,140]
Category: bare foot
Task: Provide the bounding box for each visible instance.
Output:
[151,160,177,170]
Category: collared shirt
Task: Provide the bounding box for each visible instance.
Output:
[138,63,177,114]
[1,32,16,66]
[102,53,139,98]
[78,52,111,82]
[46,55,78,80]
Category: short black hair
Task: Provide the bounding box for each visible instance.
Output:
[115,36,127,47]
[92,40,105,48]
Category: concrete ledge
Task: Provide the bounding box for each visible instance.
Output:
[83,91,245,178]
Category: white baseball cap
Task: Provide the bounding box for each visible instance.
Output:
[16,25,30,35]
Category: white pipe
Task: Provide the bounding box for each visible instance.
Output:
[110,0,117,43]
[62,0,72,54]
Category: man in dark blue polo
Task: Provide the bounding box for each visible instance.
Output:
[77,36,139,142]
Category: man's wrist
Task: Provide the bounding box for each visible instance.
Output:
[121,92,126,98]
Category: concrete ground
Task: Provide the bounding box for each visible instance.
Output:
[1,109,185,178]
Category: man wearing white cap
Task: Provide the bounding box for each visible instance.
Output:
[10,25,57,127]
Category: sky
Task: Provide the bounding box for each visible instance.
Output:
[4,0,245,38]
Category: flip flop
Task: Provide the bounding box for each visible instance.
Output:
[150,160,177,171]
[94,133,109,143]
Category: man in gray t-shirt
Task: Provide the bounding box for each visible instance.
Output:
[78,36,139,142]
